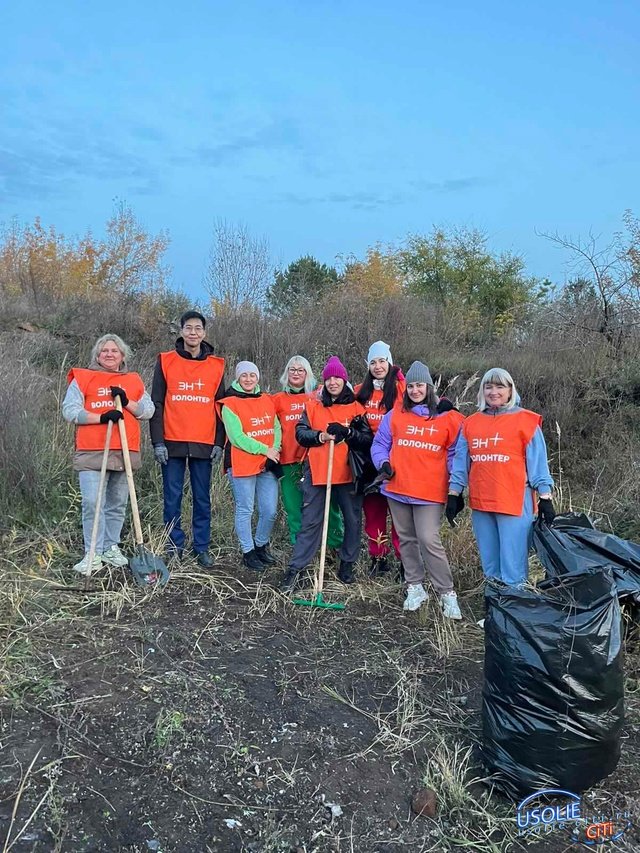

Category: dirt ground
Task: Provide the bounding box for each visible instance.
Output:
[1,555,639,853]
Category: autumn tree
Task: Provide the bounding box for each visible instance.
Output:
[205,220,272,314]
[341,247,402,300]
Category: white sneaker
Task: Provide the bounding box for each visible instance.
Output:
[73,554,103,575]
[101,544,129,567]
[403,583,429,611]
[440,591,462,620]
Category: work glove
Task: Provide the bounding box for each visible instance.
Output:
[379,461,394,479]
[110,386,129,407]
[153,443,169,465]
[264,458,284,479]
[210,445,223,464]
[537,497,556,525]
[100,410,124,424]
[437,397,454,413]
[445,493,465,528]
[326,422,351,442]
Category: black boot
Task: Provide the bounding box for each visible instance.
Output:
[338,560,356,584]
[194,550,214,569]
[243,549,266,571]
[254,543,277,566]
[279,568,301,594]
[377,557,390,574]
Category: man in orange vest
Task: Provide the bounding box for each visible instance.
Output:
[150,311,226,567]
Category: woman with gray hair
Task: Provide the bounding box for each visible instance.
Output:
[447,367,555,586]
[62,334,154,575]
[271,356,344,550]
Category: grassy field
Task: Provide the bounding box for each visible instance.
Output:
[2,477,639,852]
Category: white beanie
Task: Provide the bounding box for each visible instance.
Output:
[366,340,393,366]
[235,360,259,380]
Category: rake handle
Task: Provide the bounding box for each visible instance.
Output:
[114,397,144,546]
[85,419,114,585]
[315,439,335,596]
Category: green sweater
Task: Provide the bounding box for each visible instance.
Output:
[221,382,282,455]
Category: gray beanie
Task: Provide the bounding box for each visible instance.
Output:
[405,360,433,385]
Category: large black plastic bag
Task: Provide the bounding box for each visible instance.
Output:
[482,571,624,800]
[550,513,640,604]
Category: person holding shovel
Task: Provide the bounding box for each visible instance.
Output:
[370,361,463,617]
[279,356,373,593]
[150,311,226,567]
[218,361,282,571]
[271,355,344,553]
[62,334,154,575]
[447,367,555,586]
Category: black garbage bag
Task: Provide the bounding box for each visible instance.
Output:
[538,514,640,604]
[482,571,624,800]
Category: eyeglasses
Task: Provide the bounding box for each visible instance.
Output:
[288,367,305,373]
[183,325,204,333]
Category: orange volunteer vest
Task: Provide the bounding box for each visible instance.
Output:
[160,351,225,445]
[68,368,144,452]
[219,394,277,477]
[463,409,542,516]
[271,390,315,464]
[354,382,405,433]
[386,409,463,503]
[305,399,366,486]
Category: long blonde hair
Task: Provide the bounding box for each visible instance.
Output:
[279,355,316,393]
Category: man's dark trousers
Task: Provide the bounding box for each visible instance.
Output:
[162,456,212,553]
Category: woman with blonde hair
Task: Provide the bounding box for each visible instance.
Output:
[62,334,154,574]
[448,367,555,585]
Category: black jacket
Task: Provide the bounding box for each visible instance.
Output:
[295,386,374,490]
[149,338,226,458]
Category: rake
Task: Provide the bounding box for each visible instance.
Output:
[293,439,346,610]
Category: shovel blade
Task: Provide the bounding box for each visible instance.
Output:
[130,548,170,589]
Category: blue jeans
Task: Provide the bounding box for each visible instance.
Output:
[227,470,279,554]
[79,470,129,554]
[162,456,212,553]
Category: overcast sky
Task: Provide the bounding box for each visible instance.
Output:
[1,0,638,297]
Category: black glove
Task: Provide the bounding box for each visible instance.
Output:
[538,497,556,525]
[437,397,454,413]
[445,493,464,527]
[100,410,124,424]
[379,461,394,479]
[327,422,351,442]
[110,386,129,407]
[264,458,285,479]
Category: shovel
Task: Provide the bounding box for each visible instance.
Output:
[293,439,345,610]
[114,397,170,588]
[83,419,114,590]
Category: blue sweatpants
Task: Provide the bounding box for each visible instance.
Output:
[162,456,212,553]
[471,490,535,585]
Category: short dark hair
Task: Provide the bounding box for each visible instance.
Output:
[180,310,206,329]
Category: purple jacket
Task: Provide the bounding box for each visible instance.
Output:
[371,404,460,505]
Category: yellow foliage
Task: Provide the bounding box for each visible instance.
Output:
[343,247,403,299]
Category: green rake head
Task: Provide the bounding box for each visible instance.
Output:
[292,592,346,610]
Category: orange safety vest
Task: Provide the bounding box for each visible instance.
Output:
[159,351,225,444]
[386,409,463,503]
[219,394,278,477]
[463,409,542,516]
[68,368,145,452]
[353,382,405,433]
[305,399,366,486]
[271,390,315,464]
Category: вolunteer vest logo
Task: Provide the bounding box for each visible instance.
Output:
[516,789,632,844]
[171,379,211,403]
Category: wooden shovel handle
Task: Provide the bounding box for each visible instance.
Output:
[114,397,144,546]
[315,439,335,596]
[85,419,114,584]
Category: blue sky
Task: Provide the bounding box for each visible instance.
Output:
[1,0,638,297]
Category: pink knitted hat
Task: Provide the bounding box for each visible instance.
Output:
[321,356,348,382]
